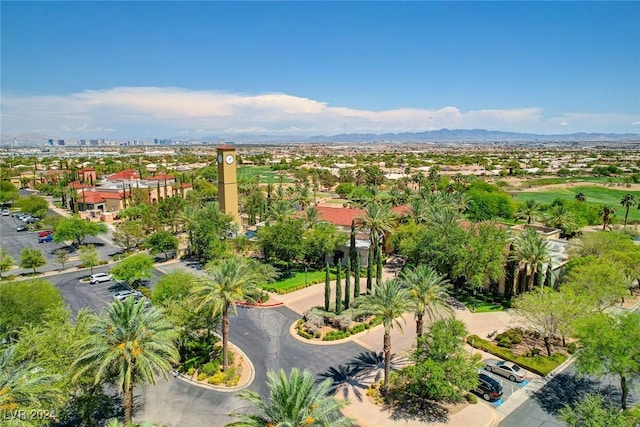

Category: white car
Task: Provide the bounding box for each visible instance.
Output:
[113,290,143,301]
[1,209,9,216]
[89,273,112,284]
[485,360,526,382]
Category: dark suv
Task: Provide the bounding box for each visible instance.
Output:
[475,373,503,401]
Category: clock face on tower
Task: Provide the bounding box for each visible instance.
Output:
[218,154,223,164]
[225,154,234,165]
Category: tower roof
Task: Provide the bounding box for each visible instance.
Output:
[217,144,236,150]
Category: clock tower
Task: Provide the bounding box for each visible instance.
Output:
[216,144,239,225]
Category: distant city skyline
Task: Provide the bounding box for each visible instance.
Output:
[1,1,639,139]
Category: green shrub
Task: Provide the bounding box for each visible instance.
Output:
[177,365,185,373]
[566,342,578,354]
[208,372,224,385]
[297,328,313,339]
[197,372,208,381]
[467,334,567,376]
[201,361,219,376]
[224,367,236,381]
[348,324,367,334]
[466,393,478,404]
[323,330,348,341]
[187,367,195,376]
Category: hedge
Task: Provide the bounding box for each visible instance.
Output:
[467,334,568,376]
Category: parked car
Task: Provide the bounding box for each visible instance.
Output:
[38,230,53,237]
[485,360,526,382]
[1,209,9,216]
[89,273,112,284]
[11,211,23,218]
[113,290,143,301]
[475,373,504,401]
[38,234,53,243]
[16,225,28,232]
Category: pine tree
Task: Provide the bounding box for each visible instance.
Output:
[345,256,351,309]
[354,251,361,299]
[335,259,342,314]
[366,246,373,294]
[324,262,330,312]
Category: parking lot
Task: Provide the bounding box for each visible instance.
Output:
[0,213,73,272]
[476,359,534,406]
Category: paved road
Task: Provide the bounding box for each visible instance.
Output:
[500,358,638,427]
[139,304,372,427]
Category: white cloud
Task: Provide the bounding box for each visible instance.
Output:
[1,87,638,138]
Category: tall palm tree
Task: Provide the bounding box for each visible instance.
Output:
[356,279,411,394]
[398,265,452,339]
[301,206,321,229]
[190,257,263,371]
[516,199,542,224]
[228,368,354,427]
[266,200,295,223]
[405,198,427,224]
[543,204,577,235]
[511,228,551,292]
[72,298,179,424]
[620,194,637,227]
[356,203,396,249]
[599,205,616,230]
[0,347,62,425]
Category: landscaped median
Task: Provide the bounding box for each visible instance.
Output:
[260,269,335,294]
[466,334,568,376]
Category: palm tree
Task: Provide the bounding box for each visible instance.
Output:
[0,347,62,424]
[398,265,452,339]
[599,205,616,230]
[405,198,427,224]
[543,204,577,236]
[511,228,551,292]
[515,199,542,224]
[356,279,411,394]
[620,194,637,227]
[266,200,295,223]
[301,206,321,230]
[228,368,354,427]
[574,192,586,203]
[190,257,263,371]
[72,298,179,424]
[356,203,396,250]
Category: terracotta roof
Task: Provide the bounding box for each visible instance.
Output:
[181,183,192,188]
[147,174,175,181]
[315,205,409,228]
[217,144,235,150]
[108,169,139,180]
[95,191,124,200]
[78,193,105,204]
[68,181,91,189]
[80,167,95,172]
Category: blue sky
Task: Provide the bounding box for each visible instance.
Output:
[1,1,639,139]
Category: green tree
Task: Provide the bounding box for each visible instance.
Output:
[78,244,100,274]
[513,287,565,356]
[109,253,154,287]
[375,242,383,288]
[145,230,179,260]
[392,319,481,403]
[356,279,411,394]
[353,251,361,300]
[324,262,331,312]
[54,248,70,270]
[15,194,49,218]
[398,265,452,339]
[620,193,637,227]
[0,346,63,425]
[188,202,233,262]
[335,260,342,315]
[228,368,354,427]
[19,247,46,274]
[72,298,179,424]
[0,247,14,278]
[356,203,396,249]
[544,204,578,236]
[511,228,551,292]
[366,244,373,294]
[190,257,263,371]
[54,217,108,246]
[302,222,341,268]
[558,393,631,427]
[112,219,146,252]
[563,259,629,310]
[600,205,616,230]
[0,180,19,203]
[152,270,199,305]
[574,312,640,409]
[0,279,63,340]
[257,219,305,265]
[344,256,351,309]
[516,199,542,224]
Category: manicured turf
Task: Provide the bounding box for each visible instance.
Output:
[260,270,336,294]
[513,186,640,222]
[237,166,293,184]
[450,291,506,313]
[520,177,623,187]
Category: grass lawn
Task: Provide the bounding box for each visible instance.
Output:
[450,290,506,313]
[520,176,624,187]
[260,269,336,294]
[237,166,293,184]
[513,186,640,222]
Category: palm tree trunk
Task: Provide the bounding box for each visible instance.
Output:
[124,379,134,424]
[416,313,424,338]
[527,267,535,291]
[222,303,230,371]
[383,329,391,394]
[621,375,628,410]
[624,207,630,227]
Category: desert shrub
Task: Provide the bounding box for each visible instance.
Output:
[208,372,224,385]
[466,393,478,404]
[331,314,353,331]
[197,372,208,381]
[187,367,195,376]
[495,328,523,348]
[303,307,328,334]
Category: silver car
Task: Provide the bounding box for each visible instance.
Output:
[484,360,526,382]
